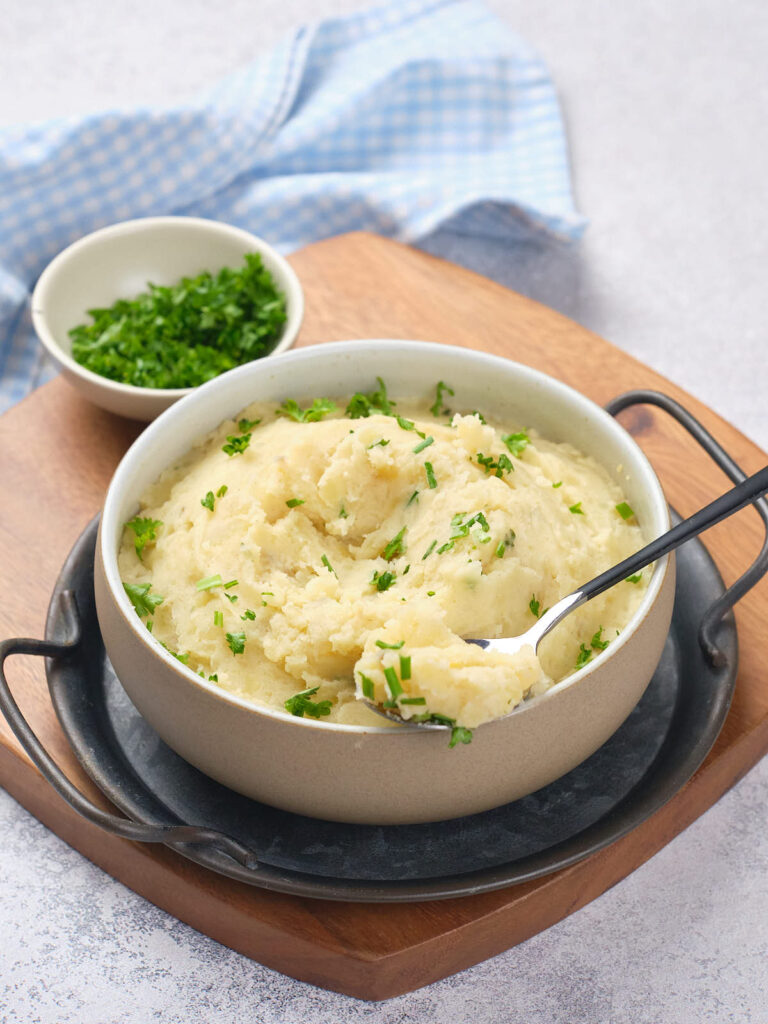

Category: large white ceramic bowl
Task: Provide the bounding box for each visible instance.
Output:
[94,340,675,824]
[31,217,304,421]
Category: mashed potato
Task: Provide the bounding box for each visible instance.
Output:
[119,383,648,734]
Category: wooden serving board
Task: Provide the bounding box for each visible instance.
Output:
[1,232,767,1002]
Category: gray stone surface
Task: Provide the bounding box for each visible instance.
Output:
[1,1,767,1020]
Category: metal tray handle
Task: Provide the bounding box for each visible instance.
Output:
[0,590,259,869]
[606,389,768,666]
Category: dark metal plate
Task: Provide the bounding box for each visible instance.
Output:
[45,518,737,902]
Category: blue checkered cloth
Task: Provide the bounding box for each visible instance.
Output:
[0,0,584,413]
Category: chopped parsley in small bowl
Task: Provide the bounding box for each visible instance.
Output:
[31,217,304,421]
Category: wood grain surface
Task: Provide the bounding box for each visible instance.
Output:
[1,232,766,1001]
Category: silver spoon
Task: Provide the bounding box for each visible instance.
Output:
[364,465,768,728]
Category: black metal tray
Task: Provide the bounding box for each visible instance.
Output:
[3,390,766,902]
[39,515,736,901]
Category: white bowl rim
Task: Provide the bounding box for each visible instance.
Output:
[100,338,671,736]
[31,215,304,399]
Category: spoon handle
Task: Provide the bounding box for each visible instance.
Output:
[579,464,768,606]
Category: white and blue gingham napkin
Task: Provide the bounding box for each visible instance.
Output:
[0,0,584,414]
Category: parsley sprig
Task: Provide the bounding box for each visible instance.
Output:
[222,432,251,456]
[381,526,407,561]
[201,485,227,512]
[226,631,246,655]
[370,569,397,592]
[495,529,516,558]
[124,516,162,560]
[123,581,164,618]
[502,431,530,457]
[476,452,513,477]
[345,377,395,418]
[575,627,611,670]
[430,380,454,417]
[284,686,333,718]
[277,397,337,422]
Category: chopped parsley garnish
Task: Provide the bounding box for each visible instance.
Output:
[422,539,437,559]
[276,397,337,422]
[213,610,223,627]
[222,432,251,456]
[406,490,420,507]
[476,452,513,477]
[339,505,349,518]
[216,484,228,497]
[382,526,407,561]
[286,498,305,508]
[241,609,256,621]
[472,410,487,424]
[159,642,189,665]
[383,666,403,699]
[412,712,455,726]
[261,591,274,605]
[450,511,490,542]
[403,564,410,575]
[284,686,333,718]
[616,501,635,521]
[196,574,223,591]
[321,554,337,576]
[430,380,454,417]
[123,582,164,618]
[569,502,585,515]
[399,654,411,680]
[424,461,437,489]
[626,573,643,584]
[225,592,238,603]
[591,626,609,651]
[238,417,260,432]
[124,516,162,560]
[575,643,592,669]
[367,438,390,449]
[370,569,397,592]
[360,674,375,700]
[426,590,436,596]
[375,639,404,650]
[495,529,516,558]
[407,714,473,748]
[396,415,415,431]
[208,673,218,682]
[69,253,287,389]
[412,436,434,454]
[225,631,246,655]
[449,726,473,748]
[201,491,215,512]
[345,377,394,418]
[529,595,541,618]
[502,431,530,457]
[552,481,563,488]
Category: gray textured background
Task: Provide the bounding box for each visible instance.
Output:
[1,1,767,1020]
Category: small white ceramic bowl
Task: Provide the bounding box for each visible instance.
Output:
[94,341,675,825]
[31,217,304,421]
